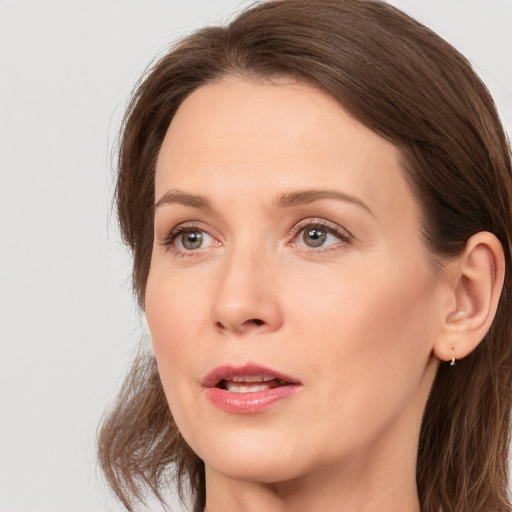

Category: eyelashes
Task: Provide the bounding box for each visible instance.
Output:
[290,218,352,250]
[159,218,353,257]
[161,222,219,254]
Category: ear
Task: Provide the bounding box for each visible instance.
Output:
[433,231,505,363]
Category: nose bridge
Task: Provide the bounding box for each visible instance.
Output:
[210,234,282,334]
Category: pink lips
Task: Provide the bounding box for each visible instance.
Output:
[202,364,301,414]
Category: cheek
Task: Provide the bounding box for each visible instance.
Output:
[278,262,439,463]
[291,259,438,404]
[145,269,208,438]
[146,260,210,338]
[145,267,208,387]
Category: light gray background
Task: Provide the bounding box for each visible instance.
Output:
[1,1,511,511]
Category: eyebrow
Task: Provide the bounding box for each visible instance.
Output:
[154,188,373,215]
[274,189,374,215]
[154,190,212,211]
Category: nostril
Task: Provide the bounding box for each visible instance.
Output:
[214,318,267,331]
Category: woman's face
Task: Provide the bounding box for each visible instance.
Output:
[146,77,444,487]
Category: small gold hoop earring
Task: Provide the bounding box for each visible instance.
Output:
[450,346,456,366]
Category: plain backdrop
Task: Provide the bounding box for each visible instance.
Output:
[0,1,511,511]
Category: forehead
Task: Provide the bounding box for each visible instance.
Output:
[155,76,417,224]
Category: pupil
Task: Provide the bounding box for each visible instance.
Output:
[304,228,326,247]
[183,231,202,249]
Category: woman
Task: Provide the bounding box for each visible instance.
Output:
[98,1,512,511]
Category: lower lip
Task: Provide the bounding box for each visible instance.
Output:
[205,385,300,414]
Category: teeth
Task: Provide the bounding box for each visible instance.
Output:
[231,374,274,383]
[225,383,272,393]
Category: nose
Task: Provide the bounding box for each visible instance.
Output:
[210,246,283,335]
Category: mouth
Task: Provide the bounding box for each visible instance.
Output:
[216,374,291,393]
[202,364,301,414]
[203,364,300,392]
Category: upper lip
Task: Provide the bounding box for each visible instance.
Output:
[202,364,301,388]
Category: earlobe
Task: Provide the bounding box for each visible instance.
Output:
[433,232,505,363]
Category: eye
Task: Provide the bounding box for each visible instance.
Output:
[291,220,351,250]
[163,224,218,253]
[301,226,333,248]
[299,226,339,248]
[177,229,211,250]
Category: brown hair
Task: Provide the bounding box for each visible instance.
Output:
[98,1,512,511]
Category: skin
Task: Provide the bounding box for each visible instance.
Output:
[145,76,461,512]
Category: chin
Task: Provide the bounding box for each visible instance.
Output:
[208,455,301,485]
[191,427,305,483]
